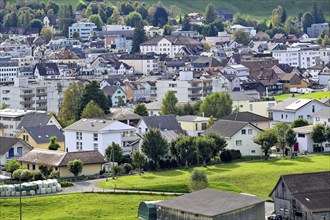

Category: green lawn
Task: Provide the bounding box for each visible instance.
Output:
[100,155,330,198]
[271,91,330,101]
[0,193,172,220]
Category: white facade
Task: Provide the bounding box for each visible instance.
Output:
[0,58,19,83]
[272,47,330,68]
[0,40,32,57]
[226,124,263,156]
[231,25,256,37]
[0,140,32,166]
[69,22,97,41]
[222,64,249,77]
[156,71,213,102]
[119,56,157,74]
[140,38,184,58]
[64,120,138,155]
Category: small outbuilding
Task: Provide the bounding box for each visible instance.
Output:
[138,201,159,220]
[155,188,266,220]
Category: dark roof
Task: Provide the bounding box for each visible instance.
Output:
[221,112,270,122]
[141,115,183,133]
[17,113,54,130]
[102,85,123,96]
[294,191,330,212]
[23,125,65,144]
[34,63,60,76]
[156,189,266,217]
[207,120,261,138]
[105,108,141,121]
[0,137,33,155]
[18,149,104,167]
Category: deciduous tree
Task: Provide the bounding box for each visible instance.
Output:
[134,104,149,116]
[161,90,178,115]
[204,131,227,158]
[291,118,309,128]
[254,129,278,160]
[81,100,105,118]
[132,151,146,174]
[131,21,147,53]
[105,142,123,163]
[232,29,251,45]
[196,136,215,166]
[285,128,297,158]
[67,160,83,181]
[205,3,217,24]
[199,92,232,119]
[40,27,54,43]
[61,82,84,123]
[48,136,61,151]
[273,122,290,156]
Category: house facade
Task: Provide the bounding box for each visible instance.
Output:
[0,137,33,166]
[177,115,210,137]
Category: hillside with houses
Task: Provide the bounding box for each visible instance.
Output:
[0,0,329,220]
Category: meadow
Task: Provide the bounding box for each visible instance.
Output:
[271,91,330,101]
[99,155,330,198]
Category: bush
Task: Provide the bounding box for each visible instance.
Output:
[49,170,59,179]
[189,170,208,191]
[32,171,44,181]
[122,163,133,174]
[147,161,157,171]
[5,160,21,173]
[12,169,24,180]
[159,159,166,169]
[13,169,34,181]
[112,165,124,176]
[119,155,132,165]
[58,179,73,187]
[165,159,172,169]
[170,159,178,168]
[229,150,242,160]
[220,150,232,162]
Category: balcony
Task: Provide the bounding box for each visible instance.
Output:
[20,93,34,98]
[36,92,47,96]
[36,99,47,104]
[20,100,35,105]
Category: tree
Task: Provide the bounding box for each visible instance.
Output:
[177,102,194,116]
[291,118,309,128]
[181,13,190,31]
[67,159,83,181]
[58,5,74,35]
[200,92,232,119]
[175,136,197,167]
[189,170,208,191]
[48,136,61,150]
[72,31,80,40]
[207,115,214,128]
[321,34,330,48]
[81,100,105,118]
[271,5,283,28]
[207,23,217,36]
[89,14,103,31]
[302,12,314,33]
[3,12,18,28]
[98,7,107,24]
[254,129,278,160]
[311,124,326,150]
[136,5,148,20]
[285,128,297,158]
[61,82,84,123]
[163,24,173,35]
[132,151,146,174]
[325,126,330,142]
[5,159,21,173]
[46,1,60,14]
[108,8,121,24]
[117,96,125,107]
[125,11,143,28]
[29,19,43,32]
[141,129,168,168]
[105,142,123,163]
[131,21,147,53]
[39,163,53,179]
[284,16,298,34]
[78,81,109,117]
[134,104,149,116]
[205,3,217,24]
[150,6,168,28]
[232,29,251,45]
[40,27,54,43]
[203,42,212,51]
[281,7,287,23]
[312,1,325,24]
[273,122,290,156]
[161,90,178,115]
[196,137,215,166]
[204,131,227,158]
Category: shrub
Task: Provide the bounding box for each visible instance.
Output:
[12,169,24,180]
[220,150,232,162]
[58,179,73,187]
[189,170,208,191]
[147,161,157,171]
[159,159,166,169]
[119,155,132,165]
[112,165,124,176]
[49,170,59,179]
[13,169,34,181]
[170,159,178,168]
[165,159,172,169]
[32,171,44,181]
[5,160,21,173]
[229,150,242,160]
[122,163,133,174]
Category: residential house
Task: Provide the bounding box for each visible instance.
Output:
[0,57,19,83]
[268,98,327,125]
[155,189,266,220]
[307,23,329,38]
[0,137,33,166]
[190,56,222,72]
[16,112,62,131]
[311,107,330,126]
[215,8,233,21]
[137,115,183,134]
[207,120,263,156]
[68,22,97,41]
[105,108,141,127]
[125,82,146,102]
[177,115,210,136]
[277,72,308,92]
[33,63,60,79]
[140,35,203,58]
[17,125,65,151]
[145,101,162,116]
[18,149,105,177]
[102,85,126,107]
[222,64,249,77]
[269,172,330,220]
[221,112,270,130]
[305,64,324,81]
[318,64,330,87]
[230,25,256,37]
[119,54,157,74]
[64,119,138,155]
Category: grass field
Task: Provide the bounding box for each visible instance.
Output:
[8,0,330,20]
[0,193,173,220]
[100,155,330,198]
[271,91,330,101]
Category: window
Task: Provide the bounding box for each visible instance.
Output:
[312,105,315,113]
[201,123,207,130]
[236,140,242,146]
[27,164,30,170]
[248,129,252,135]
[23,135,29,142]
[76,132,82,140]
[241,129,246,135]
[17,147,23,156]
[316,117,320,121]
[285,115,288,119]
[76,142,82,150]
[32,164,35,170]
[195,123,198,130]
[298,115,303,119]
[93,133,98,141]
[93,143,98,150]
[281,114,284,119]
[298,133,305,138]
[251,150,256,154]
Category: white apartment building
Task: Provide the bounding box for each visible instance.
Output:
[0,78,66,115]
[64,119,139,156]
[156,71,213,102]
[222,64,250,77]
[140,36,203,58]
[230,25,256,37]
[102,25,133,31]
[0,40,32,57]
[69,22,97,41]
[272,44,330,68]
[0,57,19,83]
[119,54,157,74]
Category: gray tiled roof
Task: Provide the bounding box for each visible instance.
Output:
[311,107,330,118]
[142,115,183,133]
[156,189,266,217]
[24,125,65,144]
[177,115,209,122]
[207,120,256,138]
[17,113,53,130]
[0,137,33,155]
[221,112,270,122]
[106,108,141,121]
[64,119,115,132]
